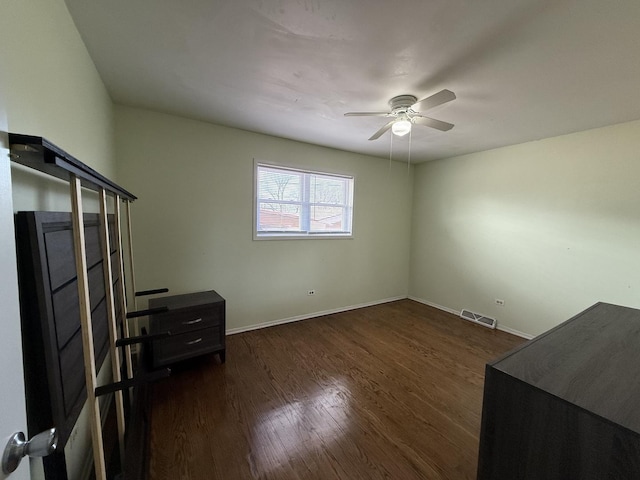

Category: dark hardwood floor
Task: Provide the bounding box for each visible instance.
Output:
[148,299,525,480]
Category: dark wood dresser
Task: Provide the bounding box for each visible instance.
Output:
[149,290,226,368]
[478,302,640,480]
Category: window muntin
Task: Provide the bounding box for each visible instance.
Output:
[255,163,354,238]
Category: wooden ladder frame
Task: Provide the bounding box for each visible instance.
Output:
[71,183,148,479]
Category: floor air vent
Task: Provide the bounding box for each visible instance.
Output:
[460,309,497,329]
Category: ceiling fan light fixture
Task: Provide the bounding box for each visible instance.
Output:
[392,119,412,137]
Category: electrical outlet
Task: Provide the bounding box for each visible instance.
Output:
[307,290,315,296]
[495,299,505,306]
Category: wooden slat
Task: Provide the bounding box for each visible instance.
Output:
[70,175,106,480]
[125,200,139,336]
[114,196,134,381]
[98,188,126,469]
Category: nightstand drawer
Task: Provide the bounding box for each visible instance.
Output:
[153,327,223,367]
[153,304,223,335]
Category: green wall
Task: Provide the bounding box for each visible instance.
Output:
[1,0,115,213]
[410,119,640,336]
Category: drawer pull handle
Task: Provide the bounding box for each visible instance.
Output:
[185,338,203,346]
[182,318,203,325]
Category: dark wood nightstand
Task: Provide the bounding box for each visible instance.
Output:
[149,290,225,368]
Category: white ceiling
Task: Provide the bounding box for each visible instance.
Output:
[64,0,640,163]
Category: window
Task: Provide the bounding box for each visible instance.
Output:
[255,163,354,239]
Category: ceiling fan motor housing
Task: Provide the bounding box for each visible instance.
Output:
[389,95,418,114]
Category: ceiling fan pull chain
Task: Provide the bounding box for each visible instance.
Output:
[408,128,412,174]
[389,130,394,172]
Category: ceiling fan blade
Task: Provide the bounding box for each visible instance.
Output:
[344,111,390,117]
[411,89,456,112]
[368,120,395,140]
[412,116,454,131]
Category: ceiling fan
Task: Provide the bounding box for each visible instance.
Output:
[344,89,456,141]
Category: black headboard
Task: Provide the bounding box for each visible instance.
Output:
[14,211,120,448]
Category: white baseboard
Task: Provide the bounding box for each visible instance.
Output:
[496,324,534,340]
[226,296,407,335]
[408,296,533,340]
[225,295,534,340]
[408,296,460,316]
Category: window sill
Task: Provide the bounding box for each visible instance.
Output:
[253,233,354,241]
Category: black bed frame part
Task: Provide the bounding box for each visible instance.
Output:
[9,133,136,201]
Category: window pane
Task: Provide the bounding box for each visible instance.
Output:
[309,175,346,204]
[310,206,346,232]
[258,168,301,202]
[258,202,301,231]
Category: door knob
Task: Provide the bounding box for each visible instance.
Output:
[2,428,58,474]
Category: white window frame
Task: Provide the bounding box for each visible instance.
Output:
[253,161,354,240]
